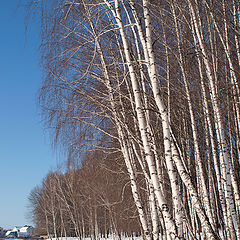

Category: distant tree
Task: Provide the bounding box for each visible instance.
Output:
[0,227,6,238]
[29,147,142,238]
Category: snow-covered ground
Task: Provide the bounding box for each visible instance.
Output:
[46,237,142,240]
[2,236,143,240]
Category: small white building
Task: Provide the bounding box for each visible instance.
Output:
[18,226,34,238]
[6,226,34,238]
[5,230,18,238]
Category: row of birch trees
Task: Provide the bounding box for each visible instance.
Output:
[31,0,240,239]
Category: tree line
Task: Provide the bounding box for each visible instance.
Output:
[29,150,143,238]
[29,0,240,239]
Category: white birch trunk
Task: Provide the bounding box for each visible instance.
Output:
[140,0,219,238]
[171,2,214,230]
[121,138,152,240]
[81,4,152,238]
[191,14,229,236]
[142,1,184,236]
[187,1,239,238]
[104,1,179,238]
[131,141,160,240]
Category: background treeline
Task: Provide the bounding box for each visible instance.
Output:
[29,149,143,238]
[29,0,240,239]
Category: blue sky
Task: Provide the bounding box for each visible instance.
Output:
[0,1,59,229]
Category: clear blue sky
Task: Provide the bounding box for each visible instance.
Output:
[0,1,58,230]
